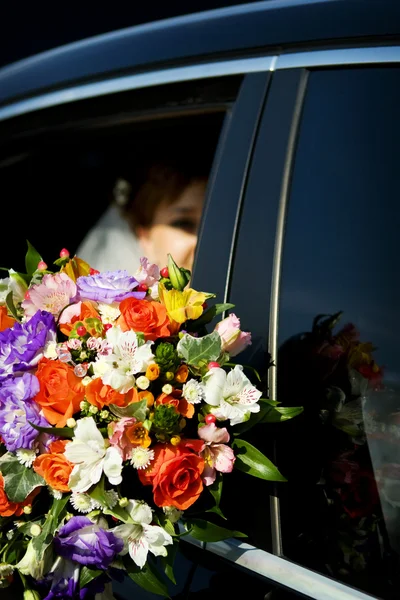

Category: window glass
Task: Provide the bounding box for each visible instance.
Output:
[277,67,400,599]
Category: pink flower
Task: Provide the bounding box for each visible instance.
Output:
[108,417,138,461]
[197,422,235,486]
[214,313,251,357]
[22,273,77,319]
[134,257,160,287]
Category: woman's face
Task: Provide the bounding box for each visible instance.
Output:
[136,179,206,272]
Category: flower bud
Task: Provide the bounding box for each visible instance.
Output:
[24,590,41,600]
[162,384,173,395]
[23,505,32,515]
[29,524,42,537]
[119,497,129,508]
[167,254,190,291]
[66,418,76,428]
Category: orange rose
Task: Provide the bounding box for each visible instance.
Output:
[156,391,194,419]
[34,357,85,427]
[145,363,160,381]
[0,306,16,332]
[0,473,40,517]
[116,297,171,340]
[138,390,154,408]
[85,378,138,409]
[33,440,73,492]
[59,300,101,336]
[175,364,189,383]
[138,440,204,510]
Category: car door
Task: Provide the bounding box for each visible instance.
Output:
[228,46,400,600]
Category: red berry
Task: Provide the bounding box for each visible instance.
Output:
[137,283,148,292]
[208,362,220,370]
[202,302,208,310]
[77,325,87,337]
[160,267,169,278]
[90,268,100,275]
[37,260,47,271]
[59,248,70,258]
[24,290,30,300]
[205,414,217,424]
[104,323,112,331]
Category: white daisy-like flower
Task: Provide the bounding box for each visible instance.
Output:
[103,489,119,508]
[131,447,155,470]
[70,492,98,513]
[49,488,63,500]
[182,379,205,404]
[97,301,121,324]
[16,448,37,467]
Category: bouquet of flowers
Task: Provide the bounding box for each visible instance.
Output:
[0,243,297,600]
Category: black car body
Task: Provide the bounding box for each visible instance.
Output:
[0,1,399,598]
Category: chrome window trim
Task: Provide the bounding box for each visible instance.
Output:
[0,45,400,123]
[0,56,276,123]
[181,535,377,600]
[275,45,400,69]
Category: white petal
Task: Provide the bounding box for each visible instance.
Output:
[203,367,226,407]
[73,417,106,448]
[144,524,173,557]
[128,537,149,568]
[103,447,123,485]
[128,500,153,525]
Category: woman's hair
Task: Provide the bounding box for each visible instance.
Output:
[117,157,209,231]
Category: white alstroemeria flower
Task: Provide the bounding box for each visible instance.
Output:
[65,417,123,492]
[203,364,262,426]
[92,327,154,393]
[112,500,173,568]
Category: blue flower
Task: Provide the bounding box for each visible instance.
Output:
[41,557,79,600]
[54,516,123,570]
[0,373,50,451]
[0,310,56,378]
[76,270,145,304]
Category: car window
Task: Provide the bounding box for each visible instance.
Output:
[0,73,240,274]
[276,67,400,600]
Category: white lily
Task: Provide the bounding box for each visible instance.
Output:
[203,364,262,426]
[65,417,123,492]
[112,500,173,568]
[92,327,154,393]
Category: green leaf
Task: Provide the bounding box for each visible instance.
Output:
[125,557,170,598]
[185,518,247,542]
[79,566,103,588]
[25,240,43,276]
[232,438,287,482]
[206,505,227,520]
[177,331,221,367]
[161,542,178,584]
[260,405,304,423]
[208,473,223,507]
[187,303,235,330]
[0,453,44,502]
[32,495,70,558]
[109,399,147,422]
[29,421,74,438]
[89,478,133,523]
[232,398,282,436]
[5,291,19,320]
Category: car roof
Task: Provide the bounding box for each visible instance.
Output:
[0,0,399,108]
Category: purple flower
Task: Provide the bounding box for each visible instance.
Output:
[76,270,145,305]
[54,516,123,570]
[0,373,50,451]
[0,310,56,378]
[42,557,79,600]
